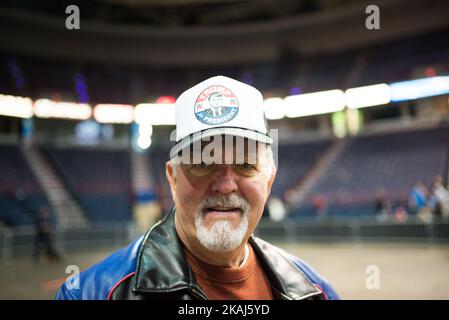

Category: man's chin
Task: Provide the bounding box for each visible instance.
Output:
[195,216,249,252]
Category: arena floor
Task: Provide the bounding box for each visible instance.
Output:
[1,242,448,300]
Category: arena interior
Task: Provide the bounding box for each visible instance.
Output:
[0,0,449,299]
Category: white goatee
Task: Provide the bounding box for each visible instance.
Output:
[195,194,250,252]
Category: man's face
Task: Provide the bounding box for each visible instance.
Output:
[166,139,275,253]
[209,93,223,109]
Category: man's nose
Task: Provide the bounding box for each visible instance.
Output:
[211,165,238,194]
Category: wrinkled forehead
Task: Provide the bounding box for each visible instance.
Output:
[173,135,270,165]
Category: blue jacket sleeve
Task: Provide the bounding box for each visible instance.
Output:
[55,236,144,300]
[288,254,340,300]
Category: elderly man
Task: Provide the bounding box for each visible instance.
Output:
[56,76,338,300]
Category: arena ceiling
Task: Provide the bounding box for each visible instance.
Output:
[1,0,361,27]
[1,0,448,66]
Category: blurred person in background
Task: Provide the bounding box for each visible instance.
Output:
[394,207,409,223]
[410,182,438,223]
[33,206,60,264]
[267,196,287,222]
[409,182,427,215]
[56,76,338,300]
[375,190,392,222]
[312,194,328,221]
[431,175,449,219]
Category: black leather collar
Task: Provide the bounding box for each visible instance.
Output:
[133,208,322,300]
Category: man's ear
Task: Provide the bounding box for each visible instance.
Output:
[166,161,177,202]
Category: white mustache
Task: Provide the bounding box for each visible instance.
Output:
[198,194,250,214]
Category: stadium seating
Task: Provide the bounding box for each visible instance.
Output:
[3,27,449,104]
[292,126,449,217]
[41,147,132,224]
[299,52,358,93]
[358,28,449,85]
[147,145,173,212]
[271,140,332,198]
[0,145,52,226]
[2,125,447,225]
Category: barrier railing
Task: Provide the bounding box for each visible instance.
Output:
[1,218,448,260]
[255,217,449,243]
[0,223,138,260]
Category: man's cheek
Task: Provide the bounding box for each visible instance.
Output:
[246,181,267,202]
[178,188,200,210]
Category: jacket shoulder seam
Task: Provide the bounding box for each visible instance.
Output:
[107,272,136,300]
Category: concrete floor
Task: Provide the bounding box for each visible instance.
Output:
[276,242,449,299]
[1,242,448,299]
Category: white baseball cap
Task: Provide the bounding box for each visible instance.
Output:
[169,75,273,159]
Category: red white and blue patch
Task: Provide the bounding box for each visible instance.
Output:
[194,85,239,125]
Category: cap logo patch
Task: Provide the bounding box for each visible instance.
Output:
[194,85,239,125]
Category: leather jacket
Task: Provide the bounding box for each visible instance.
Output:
[56,209,339,300]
